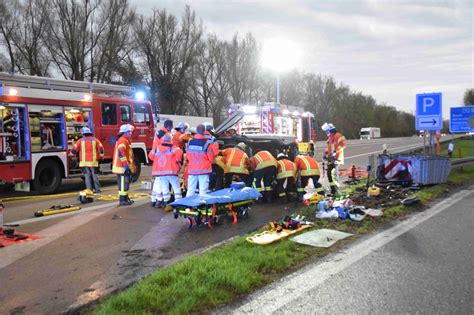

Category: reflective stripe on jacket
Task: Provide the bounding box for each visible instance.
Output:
[186,134,215,175]
[294,155,320,176]
[215,154,227,171]
[277,159,297,179]
[205,131,219,158]
[148,142,183,176]
[251,150,277,171]
[112,136,135,174]
[222,148,250,175]
[326,132,346,164]
[72,136,104,167]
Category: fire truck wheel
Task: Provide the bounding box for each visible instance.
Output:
[33,160,62,194]
[131,156,141,183]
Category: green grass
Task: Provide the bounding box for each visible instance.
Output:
[93,164,474,315]
[441,138,474,158]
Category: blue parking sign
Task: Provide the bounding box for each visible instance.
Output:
[416,93,442,130]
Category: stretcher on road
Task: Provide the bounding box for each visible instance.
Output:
[170,183,262,229]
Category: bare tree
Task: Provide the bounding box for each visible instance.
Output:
[133,5,203,114]
[44,0,100,80]
[186,35,231,124]
[91,0,136,83]
[226,33,260,104]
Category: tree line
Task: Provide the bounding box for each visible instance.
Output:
[1,0,467,139]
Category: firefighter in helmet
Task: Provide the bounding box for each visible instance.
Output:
[322,122,346,195]
[71,127,104,193]
[250,150,277,202]
[112,124,135,206]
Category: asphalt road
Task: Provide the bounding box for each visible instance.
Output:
[0,136,456,314]
[229,187,474,314]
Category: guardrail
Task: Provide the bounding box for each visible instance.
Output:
[451,157,474,168]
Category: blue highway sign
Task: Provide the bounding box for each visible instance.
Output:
[450,106,474,133]
[416,93,442,130]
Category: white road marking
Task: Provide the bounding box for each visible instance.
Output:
[232,187,474,314]
[0,199,147,270]
[345,142,425,160]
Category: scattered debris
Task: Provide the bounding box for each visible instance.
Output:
[112,214,123,220]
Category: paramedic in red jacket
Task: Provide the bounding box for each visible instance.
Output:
[148,134,183,208]
[185,124,215,196]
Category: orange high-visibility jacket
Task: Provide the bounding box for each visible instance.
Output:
[277,159,297,179]
[112,136,135,174]
[222,148,251,175]
[152,127,172,153]
[215,153,227,171]
[172,131,191,150]
[149,142,183,176]
[326,132,346,163]
[72,136,104,167]
[186,134,215,175]
[294,155,320,176]
[251,150,277,171]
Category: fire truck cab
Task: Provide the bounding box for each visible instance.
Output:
[0,72,154,194]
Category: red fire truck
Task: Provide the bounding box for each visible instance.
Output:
[0,72,155,194]
[223,103,316,155]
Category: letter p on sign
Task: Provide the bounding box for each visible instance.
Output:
[423,97,435,112]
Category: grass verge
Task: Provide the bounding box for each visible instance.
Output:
[440,137,473,158]
[93,165,474,315]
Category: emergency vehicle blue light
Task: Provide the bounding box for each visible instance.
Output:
[135,91,145,101]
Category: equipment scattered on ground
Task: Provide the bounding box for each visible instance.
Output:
[291,229,353,248]
[170,183,260,229]
[34,205,81,217]
[367,185,381,197]
[79,189,94,204]
[0,230,43,247]
[401,196,420,206]
[247,216,312,245]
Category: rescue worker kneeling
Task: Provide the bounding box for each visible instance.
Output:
[148,134,183,208]
[112,124,136,206]
[222,142,252,187]
[186,124,215,196]
[276,153,297,203]
[251,150,277,203]
[295,153,325,201]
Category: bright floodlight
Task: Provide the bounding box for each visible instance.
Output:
[135,91,145,101]
[242,105,257,114]
[261,38,300,71]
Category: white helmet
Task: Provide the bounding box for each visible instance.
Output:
[119,124,134,133]
[321,122,335,132]
[81,127,92,135]
[176,122,189,131]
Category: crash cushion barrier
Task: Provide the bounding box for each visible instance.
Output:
[170,183,262,208]
[1,232,44,247]
[377,155,451,185]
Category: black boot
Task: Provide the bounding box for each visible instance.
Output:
[119,195,133,206]
[151,201,157,207]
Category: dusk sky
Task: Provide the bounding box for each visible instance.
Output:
[132,0,473,118]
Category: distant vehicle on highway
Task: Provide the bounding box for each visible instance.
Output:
[360,127,381,140]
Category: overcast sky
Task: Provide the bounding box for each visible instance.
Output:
[132,0,472,118]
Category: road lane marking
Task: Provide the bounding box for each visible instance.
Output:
[0,198,149,270]
[345,142,426,160]
[232,187,474,314]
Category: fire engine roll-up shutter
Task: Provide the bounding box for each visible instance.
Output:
[215,112,244,136]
